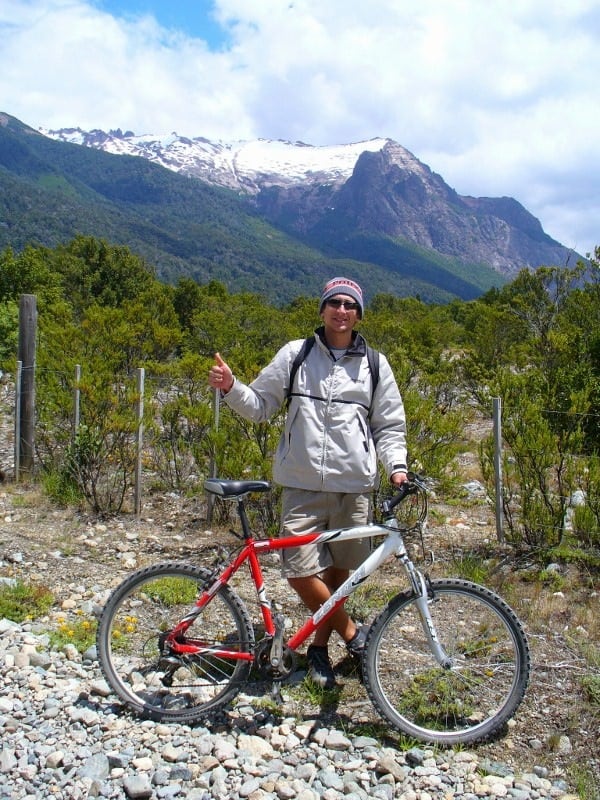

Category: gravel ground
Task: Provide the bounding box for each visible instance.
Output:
[1,482,598,799]
[0,613,579,800]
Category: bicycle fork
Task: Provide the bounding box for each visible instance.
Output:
[402,558,454,669]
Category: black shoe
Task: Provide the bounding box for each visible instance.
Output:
[346,625,367,661]
[306,644,336,689]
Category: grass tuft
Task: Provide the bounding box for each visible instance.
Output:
[0,579,54,622]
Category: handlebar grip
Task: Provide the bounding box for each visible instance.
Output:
[381,472,424,515]
[382,482,412,514]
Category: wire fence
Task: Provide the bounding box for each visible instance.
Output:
[489,397,600,553]
[5,363,241,522]
[4,363,600,552]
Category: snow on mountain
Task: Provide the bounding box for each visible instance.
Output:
[39,126,394,194]
[31,118,576,282]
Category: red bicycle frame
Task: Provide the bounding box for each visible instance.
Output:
[165,526,380,661]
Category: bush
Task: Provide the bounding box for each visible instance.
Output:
[0,579,54,621]
[581,674,600,706]
[42,466,83,506]
[48,614,97,653]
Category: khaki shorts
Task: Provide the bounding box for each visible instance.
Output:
[280,488,371,578]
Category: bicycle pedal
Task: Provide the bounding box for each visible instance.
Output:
[159,656,182,668]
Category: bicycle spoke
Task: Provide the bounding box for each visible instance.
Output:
[364,580,530,744]
[97,563,254,723]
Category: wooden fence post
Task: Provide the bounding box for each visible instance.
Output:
[73,364,81,440]
[206,389,220,524]
[17,295,37,477]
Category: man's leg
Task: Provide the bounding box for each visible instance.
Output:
[289,570,359,689]
[288,568,356,647]
[281,489,367,686]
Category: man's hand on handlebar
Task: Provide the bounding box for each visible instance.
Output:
[391,471,409,487]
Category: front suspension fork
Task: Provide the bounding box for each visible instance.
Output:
[405,565,454,669]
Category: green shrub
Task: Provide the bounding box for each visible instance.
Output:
[581,674,600,706]
[449,553,492,584]
[345,584,398,623]
[536,567,565,591]
[569,763,600,800]
[144,576,199,605]
[42,467,83,506]
[0,579,54,621]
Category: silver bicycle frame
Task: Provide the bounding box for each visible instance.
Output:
[308,519,453,668]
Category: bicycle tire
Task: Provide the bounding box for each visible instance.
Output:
[363,579,530,745]
[96,562,254,724]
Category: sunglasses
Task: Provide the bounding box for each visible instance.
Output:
[326,298,360,311]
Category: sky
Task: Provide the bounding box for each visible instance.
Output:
[1,0,599,258]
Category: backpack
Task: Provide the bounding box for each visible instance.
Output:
[285,335,380,412]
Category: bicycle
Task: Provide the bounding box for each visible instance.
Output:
[96,473,530,745]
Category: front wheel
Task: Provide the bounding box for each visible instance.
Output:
[363,579,530,745]
[96,562,254,724]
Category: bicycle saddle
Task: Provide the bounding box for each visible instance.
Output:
[204,479,271,497]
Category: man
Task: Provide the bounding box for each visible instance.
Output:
[208,277,408,688]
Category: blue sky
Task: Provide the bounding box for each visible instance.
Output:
[1,0,599,257]
[94,0,231,49]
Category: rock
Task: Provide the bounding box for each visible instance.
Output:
[123,773,153,798]
[557,735,573,754]
[376,756,406,781]
[77,753,110,780]
[45,750,65,768]
[406,747,427,766]
[0,749,17,773]
[323,730,351,750]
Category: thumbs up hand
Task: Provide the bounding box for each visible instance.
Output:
[208,353,234,393]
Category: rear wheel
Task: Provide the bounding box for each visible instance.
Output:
[363,579,530,744]
[96,562,254,723]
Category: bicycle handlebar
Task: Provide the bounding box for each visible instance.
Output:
[380,472,426,516]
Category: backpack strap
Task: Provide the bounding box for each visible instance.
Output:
[365,346,380,414]
[286,335,380,410]
[285,336,315,408]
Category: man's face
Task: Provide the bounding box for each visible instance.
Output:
[320,294,360,334]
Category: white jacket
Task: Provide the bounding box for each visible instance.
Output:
[222,328,408,493]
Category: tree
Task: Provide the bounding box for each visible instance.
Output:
[470,264,600,555]
[51,235,156,314]
[0,245,61,304]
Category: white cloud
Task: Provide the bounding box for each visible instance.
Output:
[0,0,255,137]
[0,0,598,255]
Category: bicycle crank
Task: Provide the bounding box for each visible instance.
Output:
[254,638,297,680]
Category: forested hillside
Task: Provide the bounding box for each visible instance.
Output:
[1,112,504,303]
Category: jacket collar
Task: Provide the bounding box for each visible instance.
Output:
[314,326,367,358]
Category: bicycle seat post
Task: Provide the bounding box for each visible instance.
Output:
[236,496,253,539]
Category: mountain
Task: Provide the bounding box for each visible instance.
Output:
[41,126,388,194]
[0,112,576,304]
[41,125,578,283]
